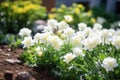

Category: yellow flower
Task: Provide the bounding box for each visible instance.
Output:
[74,8,80,14]
[77,4,84,9]
[87,10,92,17]
[51,8,56,12]
[61,4,66,9]
[16,8,26,14]
[72,3,77,7]
[2,2,9,7]
[48,13,56,19]
[58,8,63,12]
[90,18,96,23]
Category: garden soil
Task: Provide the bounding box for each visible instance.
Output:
[0,45,57,80]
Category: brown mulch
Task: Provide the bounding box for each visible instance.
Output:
[0,45,58,80]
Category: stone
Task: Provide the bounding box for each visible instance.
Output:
[15,71,30,80]
[5,59,21,64]
[4,70,13,80]
[0,72,4,79]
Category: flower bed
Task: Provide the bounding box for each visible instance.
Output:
[18,19,120,80]
[0,0,47,34]
[48,4,96,30]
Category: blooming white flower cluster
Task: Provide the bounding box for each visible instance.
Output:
[20,19,120,67]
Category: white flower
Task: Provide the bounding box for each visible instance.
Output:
[100,29,113,44]
[43,26,54,33]
[22,36,34,48]
[47,19,58,29]
[83,36,101,51]
[97,17,106,24]
[19,28,31,37]
[64,15,73,22]
[72,47,85,57]
[83,27,92,37]
[101,57,118,72]
[57,21,69,30]
[47,35,63,50]
[64,53,76,63]
[78,23,87,31]
[115,30,120,36]
[112,35,120,49]
[40,32,51,43]
[34,33,41,42]
[62,27,75,38]
[71,35,82,47]
[93,23,102,31]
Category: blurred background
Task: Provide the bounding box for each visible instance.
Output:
[0,0,120,45]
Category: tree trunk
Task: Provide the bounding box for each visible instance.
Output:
[42,0,55,12]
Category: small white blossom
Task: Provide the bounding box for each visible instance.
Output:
[97,17,106,24]
[93,23,102,31]
[34,33,41,42]
[112,35,120,49]
[78,23,87,31]
[64,53,76,63]
[19,28,31,37]
[36,47,43,56]
[43,26,54,33]
[71,35,82,47]
[47,19,58,29]
[57,21,69,30]
[101,57,118,72]
[47,36,63,50]
[40,32,51,43]
[64,15,73,22]
[22,36,34,48]
[62,27,75,38]
[72,47,85,57]
[83,27,92,37]
[83,36,101,51]
[100,29,113,44]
